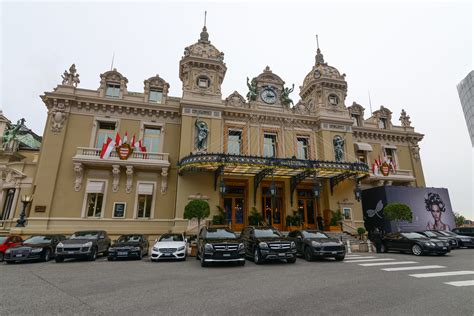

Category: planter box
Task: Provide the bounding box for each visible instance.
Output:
[359,242,369,252]
[329,225,342,232]
[190,244,198,257]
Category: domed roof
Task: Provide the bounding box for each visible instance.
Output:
[182,26,224,62]
[301,48,345,88]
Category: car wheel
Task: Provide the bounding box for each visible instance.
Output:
[381,244,388,253]
[88,248,97,261]
[304,246,313,262]
[42,249,51,262]
[335,255,345,261]
[287,257,296,264]
[254,249,263,265]
[200,254,207,267]
[411,244,423,256]
[0,252,3,262]
[55,257,64,263]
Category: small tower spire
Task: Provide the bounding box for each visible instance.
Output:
[199,11,210,44]
[315,34,325,65]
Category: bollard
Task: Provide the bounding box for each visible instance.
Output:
[367,239,372,253]
[346,240,352,254]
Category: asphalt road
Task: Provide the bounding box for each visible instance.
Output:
[1,249,473,315]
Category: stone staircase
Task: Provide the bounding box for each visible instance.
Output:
[324,231,363,245]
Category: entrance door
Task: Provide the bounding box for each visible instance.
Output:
[222,186,246,232]
[261,186,284,231]
[297,189,316,229]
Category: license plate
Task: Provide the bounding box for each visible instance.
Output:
[223,253,231,257]
[331,251,337,254]
[15,254,23,257]
[442,247,447,249]
[68,251,75,254]
[118,252,128,256]
[164,253,172,256]
[278,253,286,257]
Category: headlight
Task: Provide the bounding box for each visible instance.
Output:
[291,241,296,249]
[258,242,269,249]
[31,248,43,253]
[153,247,159,252]
[461,239,470,242]
[204,243,214,252]
[425,242,435,247]
[238,243,245,250]
[84,242,93,247]
[312,241,322,247]
[108,247,115,252]
[57,242,64,248]
[177,246,185,251]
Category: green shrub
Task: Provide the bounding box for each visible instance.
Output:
[183,199,210,230]
[248,207,263,226]
[211,205,226,225]
[330,210,343,226]
[357,227,366,240]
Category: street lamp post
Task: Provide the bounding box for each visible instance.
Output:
[16,194,33,227]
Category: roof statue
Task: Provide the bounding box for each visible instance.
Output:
[399,109,412,127]
[2,118,25,151]
[61,64,80,87]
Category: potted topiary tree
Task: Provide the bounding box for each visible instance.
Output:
[357,227,366,240]
[383,203,413,232]
[184,199,210,232]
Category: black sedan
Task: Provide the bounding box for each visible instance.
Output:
[435,230,474,248]
[287,230,345,261]
[382,232,450,256]
[107,234,149,260]
[4,235,66,263]
[416,231,459,249]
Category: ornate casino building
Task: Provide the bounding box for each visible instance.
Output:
[0,25,425,237]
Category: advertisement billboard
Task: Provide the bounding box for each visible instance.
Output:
[362,186,454,233]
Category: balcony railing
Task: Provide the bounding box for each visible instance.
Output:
[73,147,170,168]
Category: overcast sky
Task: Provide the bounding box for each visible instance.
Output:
[1,0,473,218]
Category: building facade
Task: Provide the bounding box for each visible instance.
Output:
[1,26,425,238]
[457,70,474,146]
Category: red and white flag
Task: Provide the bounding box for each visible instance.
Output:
[123,132,128,144]
[115,132,122,147]
[100,137,115,159]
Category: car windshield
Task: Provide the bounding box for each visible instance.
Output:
[302,231,328,239]
[206,229,237,239]
[118,235,142,243]
[24,236,52,244]
[254,228,282,238]
[438,231,455,237]
[423,231,438,237]
[70,232,99,239]
[402,232,425,239]
[0,237,7,244]
[159,234,184,242]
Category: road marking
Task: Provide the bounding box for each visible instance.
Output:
[345,258,395,263]
[343,256,377,260]
[346,255,361,258]
[382,265,446,271]
[444,280,474,287]
[358,261,418,267]
[409,271,474,278]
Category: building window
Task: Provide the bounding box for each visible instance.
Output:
[263,133,277,158]
[357,150,367,163]
[378,118,387,129]
[95,121,116,148]
[143,127,161,153]
[112,202,126,218]
[384,147,397,163]
[197,76,210,88]
[149,89,163,103]
[343,208,351,220]
[296,137,309,159]
[137,183,154,218]
[105,83,120,98]
[227,130,242,155]
[85,181,105,218]
[1,188,15,220]
[328,94,339,106]
[352,114,361,126]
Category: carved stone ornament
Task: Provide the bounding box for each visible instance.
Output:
[409,139,420,160]
[73,163,83,192]
[144,74,170,97]
[50,102,67,134]
[125,165,133,193]
[333,135,345,162]
[161,167,168,193]
[225,91,247,107]
[112,165,120,192]
[61,64,80,87]
[399,109,412,127]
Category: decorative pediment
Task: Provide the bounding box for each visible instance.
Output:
[225,91,247,107]
[144,74,170,96]
[373,105,392,119]
[256,66,285,86]
[100,68,128,85]
[348,102,365,116]
[0,167,26,187]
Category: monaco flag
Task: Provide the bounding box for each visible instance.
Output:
[99,137,115,159]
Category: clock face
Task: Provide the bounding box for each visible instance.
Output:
[260,88,277,104]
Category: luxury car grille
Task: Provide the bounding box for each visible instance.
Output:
[268,243,291,250]
[214,244,238,251]
[323,246,344,252]
[64,247,81,251]
[12,249,30,255]
[158,248,177,253]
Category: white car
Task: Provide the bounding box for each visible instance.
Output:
[151,233,187,261]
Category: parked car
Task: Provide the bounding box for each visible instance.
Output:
[382,232,450,256]
[435,230,474,248]
[416,231,459,249]
[240,226,297,264]
[287,230,345,261]
[452,227,474,237]
[196,227,245,267]
[4,235,66,263]
[0,235,23,262]
[151,233,187,262]
[55,230,111,262]
[107,234,149,261]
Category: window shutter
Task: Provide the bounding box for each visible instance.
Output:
[137,183,154,195]
[86,181,105,193]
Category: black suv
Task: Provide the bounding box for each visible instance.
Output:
[240,226,297,264]
[55,230,111,262]
[196,227,245,267]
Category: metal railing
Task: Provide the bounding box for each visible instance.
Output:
[75,147,169,161]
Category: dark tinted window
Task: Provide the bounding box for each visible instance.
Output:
[401,232,425,239]
[205,229,237,239]
[159,234,184,242]
[71,231,99,239]
[422,231,439,238]
[24,236,52,244]
[254,228,282,238]
[288,231,296,238]
[118,235,143,243]
[302,231,328,239]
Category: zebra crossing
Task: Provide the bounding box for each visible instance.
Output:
[344,254,474,288]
